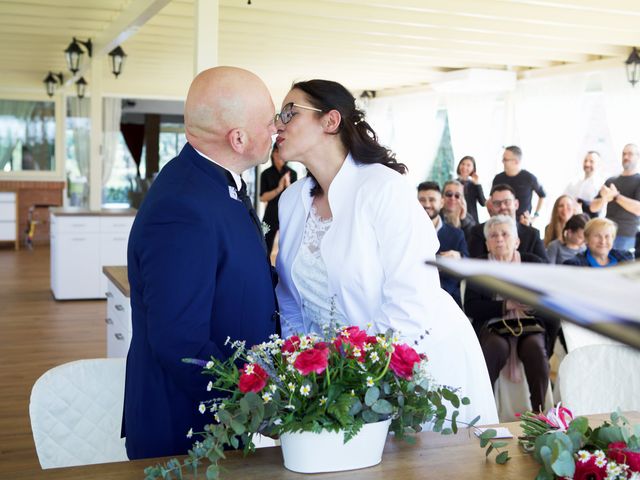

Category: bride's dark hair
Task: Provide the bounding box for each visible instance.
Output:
[291,79,407,196]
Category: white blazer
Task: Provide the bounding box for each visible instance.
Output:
[276,154,499,424]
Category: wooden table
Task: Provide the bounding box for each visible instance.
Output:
[17,412,639,480]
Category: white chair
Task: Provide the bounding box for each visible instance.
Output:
[558,344,640,416]
[29,358,128,469]
[494,361,554,422]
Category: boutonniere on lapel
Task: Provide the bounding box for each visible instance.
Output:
[261,222,271,236]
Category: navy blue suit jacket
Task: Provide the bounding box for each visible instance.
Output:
[436,222,469,306]
[123,143,277,459]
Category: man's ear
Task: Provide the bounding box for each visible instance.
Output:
[323,110,342,134]
[514,198,520,211]
[227,128,247,154]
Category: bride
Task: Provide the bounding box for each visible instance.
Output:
[274,79,498,425]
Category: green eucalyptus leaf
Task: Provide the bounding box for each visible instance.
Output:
[372,399,394,415]
[365,386,380,407]
[551,449,575,477]
[382,382,391,395]
[441,388,460,408]
[539,445,553,474]
[468,415,480,428]
[479,429,497,440]
[485,444,494,457]
[441,428,453,435]
[495,451,510,464]
[230,420,246,435]
[451,410,459,434]
[567,416,588,435]
[362,409,380,423]
[206,464,220,480]
[349,398,363,416]
[492,441,508,448]
[461,397,470,405]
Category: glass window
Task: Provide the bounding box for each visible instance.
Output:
[65,97,90,206]
[0,99,55,172]
[159,122,186,171]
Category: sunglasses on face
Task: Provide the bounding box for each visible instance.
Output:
[274,102,323,125]
[444,191,461,199]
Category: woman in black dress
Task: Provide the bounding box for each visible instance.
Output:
[456,155,486,223]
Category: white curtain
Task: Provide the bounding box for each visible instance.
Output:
[68,97,91,179]
[600,67,640,155]
[513,73,590,223]
[0,100,37,170]
[102,98,122,186]
[365,92,441,189]
[446,92,505,204]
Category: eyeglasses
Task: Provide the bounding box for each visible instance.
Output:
[274,102,323,125]
[491,198,514,207]
[443,191,461,199]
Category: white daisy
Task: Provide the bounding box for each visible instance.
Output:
[366,376,374,387]
[206,381,213,392]
[288,382,295,391]
[269,384,277,393]
[300,385,311,396]
[186,428,193,438]
[198,403,206,414]
[206,361,214,369]
[577,450,591,463]
[245,364,255,375]
[370,351,380,363]
[319,396,327,406]
[262,392,273,403]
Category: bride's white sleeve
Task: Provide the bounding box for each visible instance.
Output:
[369,175,442,343]
[275,186,304,338]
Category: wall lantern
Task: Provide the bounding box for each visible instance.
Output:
[108,46,127,78]
[626,47,640,87]
[43,71,64,97]
[76,77,88,99]
[64,37,92,74]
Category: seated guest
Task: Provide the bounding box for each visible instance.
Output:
[546,214,587,264]
[442,180,476,241]
[418,181,469,306]
[468,184,549,262]
[563,218,634,267]
[464,215,558,412]
[543,195,577,247]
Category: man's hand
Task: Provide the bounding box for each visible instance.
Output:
[519,211,532,226]
[438,250,461,260]
[599,183,617,202]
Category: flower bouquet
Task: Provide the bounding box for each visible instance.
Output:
[517,405,640,480]
[145,325,480,479]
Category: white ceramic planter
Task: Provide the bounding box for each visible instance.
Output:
[279,419,391,473]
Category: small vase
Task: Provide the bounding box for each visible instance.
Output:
[279,419,391,473]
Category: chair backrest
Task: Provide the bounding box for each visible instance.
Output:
[29,358,128,469]
[559,344,640,416]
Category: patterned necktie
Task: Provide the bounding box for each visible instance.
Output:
[236,179,268,254]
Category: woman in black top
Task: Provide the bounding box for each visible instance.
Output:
[457,155,486,223]
[259,144,298,256]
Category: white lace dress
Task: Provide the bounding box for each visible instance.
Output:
[290,205,346,334]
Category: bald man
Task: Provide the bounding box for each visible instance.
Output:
[123,67,278,459]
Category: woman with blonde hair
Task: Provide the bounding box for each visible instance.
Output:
[543,195,577,247]
[563,218,633,267]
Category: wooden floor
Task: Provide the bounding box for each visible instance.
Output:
[0,246,106,476]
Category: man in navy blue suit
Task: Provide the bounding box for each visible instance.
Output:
[123,67,279,459]
[418,182,469,306]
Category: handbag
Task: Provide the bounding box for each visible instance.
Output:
[487,314,545,337]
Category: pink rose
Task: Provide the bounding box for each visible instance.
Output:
[238,363,268,393]
[334,326,368,355]
[390,343,422,380]
[281,335,301,354]
[294,345,329,376]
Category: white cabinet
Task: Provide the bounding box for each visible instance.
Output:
[50,212,135,300]
[0,191,17,248]
[105,279,131,358]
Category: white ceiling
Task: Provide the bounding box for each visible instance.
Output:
[1,0,639,102]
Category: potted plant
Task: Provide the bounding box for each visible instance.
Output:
[145,325,483,479]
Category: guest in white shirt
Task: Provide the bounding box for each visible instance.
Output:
[564,151,603,218]
[274,79,498,425]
